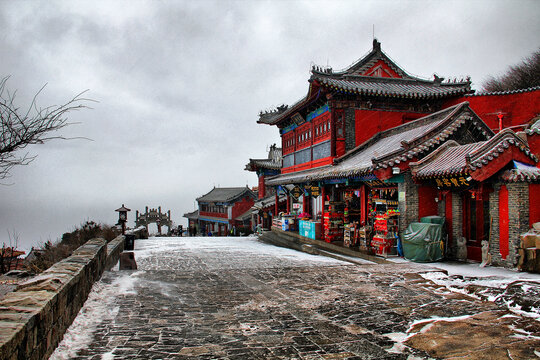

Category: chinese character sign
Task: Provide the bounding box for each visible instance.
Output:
[435,176,470,188]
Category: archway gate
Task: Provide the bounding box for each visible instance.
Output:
[135,206,172,235]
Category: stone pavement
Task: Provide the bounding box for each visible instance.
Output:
[51,236,540,359]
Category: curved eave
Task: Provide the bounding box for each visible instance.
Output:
[321,81,470,100]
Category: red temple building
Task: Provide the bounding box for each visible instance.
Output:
[184,187,256,236]
[256,39,540,269]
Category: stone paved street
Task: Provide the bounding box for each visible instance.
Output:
[51,236,540,359]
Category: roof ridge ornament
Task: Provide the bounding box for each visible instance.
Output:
[373,38,381,52]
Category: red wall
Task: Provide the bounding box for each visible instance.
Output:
[231,196,255,219]
[418,185,439,220]
[199,211,227,219]
[362,60,402,78]
[499,185,509,260]
[258,175,266,199]
[354,110,425,146]
[444,89,540,132]
[530,184,540,227]
[281,156,333,174]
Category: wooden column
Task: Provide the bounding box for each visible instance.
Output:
[275,192,279,217]
[286,195,291,213]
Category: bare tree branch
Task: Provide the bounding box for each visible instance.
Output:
[0,76,93,181]
[482,49,540,92]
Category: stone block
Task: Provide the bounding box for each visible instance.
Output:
[120,252,137,270]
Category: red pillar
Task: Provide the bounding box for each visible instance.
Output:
[321,185,326,242]
[529,184,540,226]
[499,185,509,260]
[360,185,367,226]
[303,194,308,213]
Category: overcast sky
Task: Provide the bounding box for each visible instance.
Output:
[1,0,539,251]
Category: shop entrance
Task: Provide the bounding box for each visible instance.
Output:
[321,182,399,257]
[462,186,491,261]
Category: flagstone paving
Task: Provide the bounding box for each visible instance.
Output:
[52,237,540,359]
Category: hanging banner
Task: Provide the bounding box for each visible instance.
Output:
[311,185,320,198]
[290,185,302,200]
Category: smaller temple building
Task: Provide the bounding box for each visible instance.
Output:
[184,187,256,236]
[245,144,287,230]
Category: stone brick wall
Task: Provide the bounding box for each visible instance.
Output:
[344,108,356,152]
[490,183,530,268]
[489,184,502,265]
[0,236,125,360]
[398,172,419,234]
[450,192,463,258]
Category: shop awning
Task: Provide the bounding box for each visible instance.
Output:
[266,166,332,186]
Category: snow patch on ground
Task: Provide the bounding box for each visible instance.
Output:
[50,272,140,360]
[420,271,540,320]
[134,236,348,267]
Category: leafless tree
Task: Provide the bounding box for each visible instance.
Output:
[0,76,91,180]
[482,49,540,92]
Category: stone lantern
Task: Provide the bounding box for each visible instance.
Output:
[115,204,131,235]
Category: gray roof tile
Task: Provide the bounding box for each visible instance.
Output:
[197,187,254,203]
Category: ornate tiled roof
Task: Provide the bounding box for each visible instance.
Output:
[266,102,492,185]
[183,210,199,220]
[253,194,287,209]
[500,167,540,183]
[326,103,490,177]
[258,39,471,126]
[409,141,483,178]
[258,104,290,125]
[235,209,253,222]
[266,166,333,186]
[526,116,540,135]
[245,145,282,171]
[466,86,540,97]
[312,76,471,99]
[196,187,254,203]
[310,39,471,99]
[411,129,538,180]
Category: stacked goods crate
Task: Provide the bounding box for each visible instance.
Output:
[358,226,372,252]
[323,212,343,243]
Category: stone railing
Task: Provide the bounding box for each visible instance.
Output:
[0,235,125,360]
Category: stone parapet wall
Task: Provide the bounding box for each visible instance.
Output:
[106,235,125,270]
[0,236,125,360]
